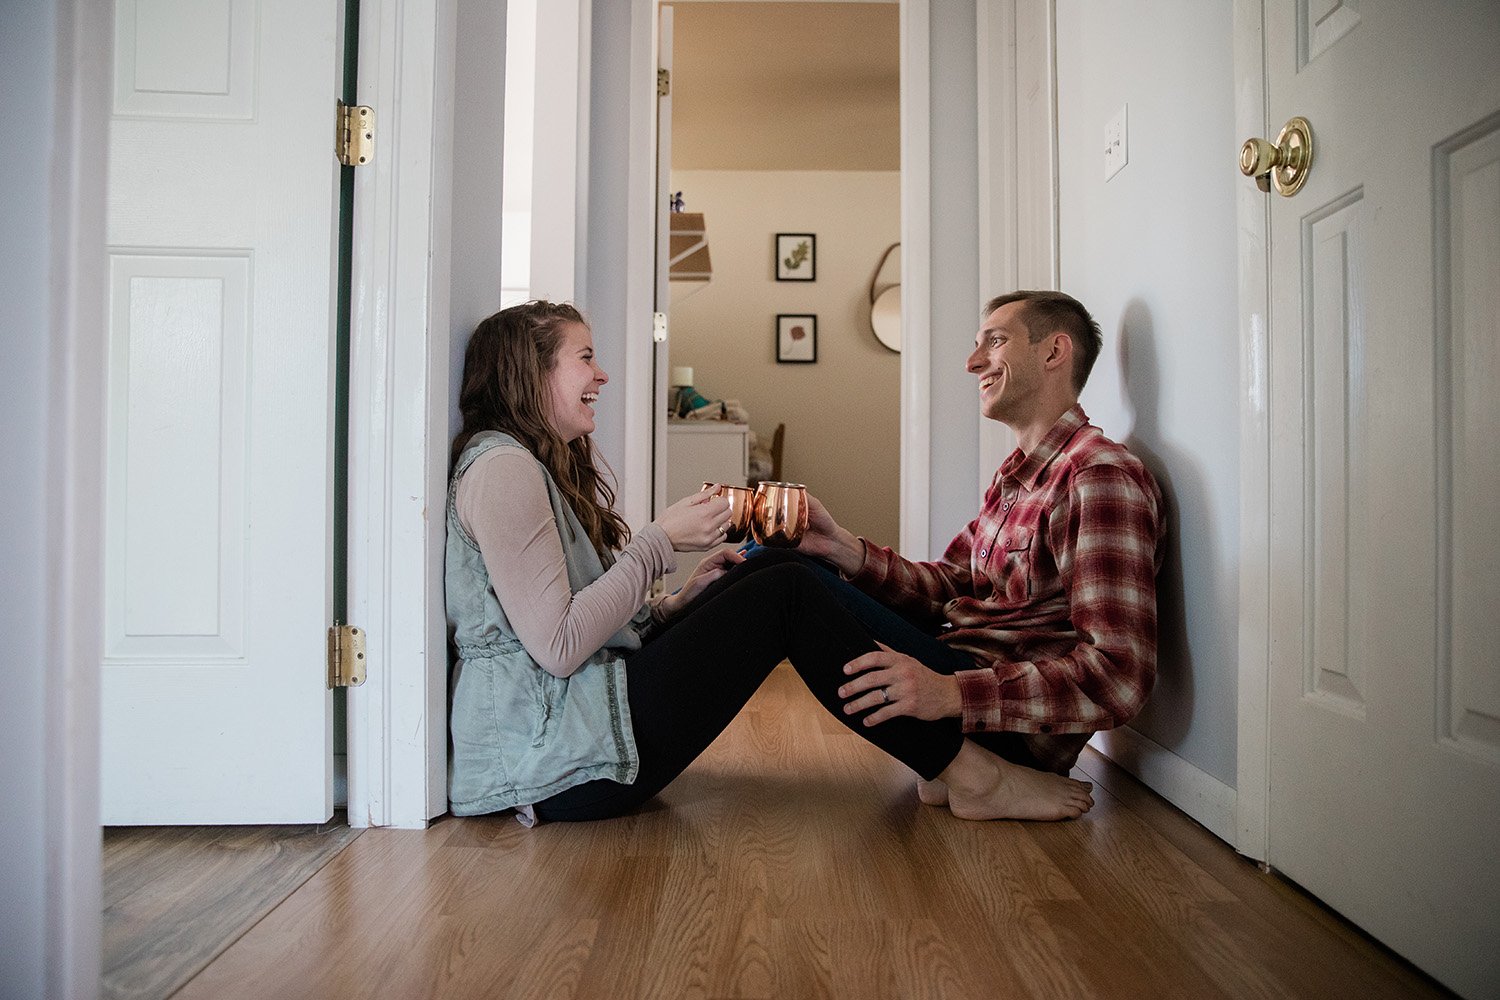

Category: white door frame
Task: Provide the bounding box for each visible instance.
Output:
[38,1,110,993]
[345,0,453,829]
[619,0,659,532]
[897,0,934,556]
[976,0,1058,481]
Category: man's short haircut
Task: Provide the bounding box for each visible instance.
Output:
[983,290,1103,393]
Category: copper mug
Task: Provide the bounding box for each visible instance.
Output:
[751,481,809,548]
[700,482,756,543]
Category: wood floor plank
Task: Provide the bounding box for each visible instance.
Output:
[913,819,1094,999]
[171,666,1454,1000]
[101,816,361,1000]
[171,819,492,999]
[1038,898,1237,1000]
[1072,749,1450,1000]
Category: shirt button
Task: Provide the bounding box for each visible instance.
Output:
[975,720,987,731]
[1041,724,1053,734]
[1002,502,1011,510]
[978,548,988,558]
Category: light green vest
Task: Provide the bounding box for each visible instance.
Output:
[446,431,647,815]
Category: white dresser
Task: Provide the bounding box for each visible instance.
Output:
[662,421,749,593]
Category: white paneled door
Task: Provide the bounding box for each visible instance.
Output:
[103,0,340,823]
[1262,2,1500,996]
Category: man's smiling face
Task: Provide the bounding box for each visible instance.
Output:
[967,300,1046,424]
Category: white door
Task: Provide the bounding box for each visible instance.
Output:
[1261,2,1500,995]
[103,0,341,824]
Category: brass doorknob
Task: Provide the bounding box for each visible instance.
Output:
[1240,116,1313,197]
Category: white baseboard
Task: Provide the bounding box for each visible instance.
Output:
[1088,726,1237,845]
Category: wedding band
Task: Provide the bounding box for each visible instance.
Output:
[878,688,889,704]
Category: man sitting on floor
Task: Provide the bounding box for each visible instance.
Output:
[796,290,1166,816]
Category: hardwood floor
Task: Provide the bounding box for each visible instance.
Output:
[102,813,362,1000]
[171,665,1450,999]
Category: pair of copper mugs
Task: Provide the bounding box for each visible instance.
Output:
[701,481,809,547]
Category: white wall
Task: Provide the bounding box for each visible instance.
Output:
[0,7,56,987]
[1,0,107,995]
[449,0,507,440]
[1056,0,1240,792]
[667,170,902,545]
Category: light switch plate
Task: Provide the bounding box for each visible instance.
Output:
[1104,104,1128,180]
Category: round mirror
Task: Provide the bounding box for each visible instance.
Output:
[871,284,901,353]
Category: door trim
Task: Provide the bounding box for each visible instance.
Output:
[46,0,110,991]
[976,0,1057,484]
[898,0,932,557]
[620,0,658,531]
[1232,0,1271,863]
[346,0,451,829]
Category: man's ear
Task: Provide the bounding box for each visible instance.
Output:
[1043,332,1073,373]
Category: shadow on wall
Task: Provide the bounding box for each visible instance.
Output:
[1116,298,1207,748]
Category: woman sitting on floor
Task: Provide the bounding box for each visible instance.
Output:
[446,300,1094,825]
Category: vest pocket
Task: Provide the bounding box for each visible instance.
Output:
[530,670,565,748]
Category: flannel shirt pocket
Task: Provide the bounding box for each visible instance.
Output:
[998,525,1034,602]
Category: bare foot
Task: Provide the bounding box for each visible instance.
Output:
[916,778,949,806]
[938,740,1095,821]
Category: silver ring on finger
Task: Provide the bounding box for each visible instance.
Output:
[878,687,889,704]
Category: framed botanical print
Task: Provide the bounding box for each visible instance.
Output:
[776,314,817,363]
[775,233,816,281]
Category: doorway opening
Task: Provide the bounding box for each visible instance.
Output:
[656,0,902,583]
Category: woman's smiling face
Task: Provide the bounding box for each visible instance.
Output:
[545,321,608,442]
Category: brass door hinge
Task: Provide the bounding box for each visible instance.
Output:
[327,623,367,688]
[657,68,670,97]
[336,101,375,166]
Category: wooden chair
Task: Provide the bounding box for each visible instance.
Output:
[769,423,785,482]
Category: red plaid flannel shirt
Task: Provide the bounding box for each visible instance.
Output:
[850,405,1164,772]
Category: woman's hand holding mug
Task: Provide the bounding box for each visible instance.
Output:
[656,489,734,551]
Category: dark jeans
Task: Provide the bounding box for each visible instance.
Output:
[761,550,1044,772]
[532,549,1030,823]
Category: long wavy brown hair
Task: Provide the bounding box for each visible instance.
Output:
[451,301,630,559]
